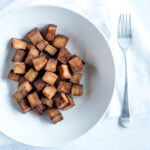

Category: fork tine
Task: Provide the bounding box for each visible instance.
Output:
[125,13,128,37]
[118,14,123,37]
[129,14,132,37]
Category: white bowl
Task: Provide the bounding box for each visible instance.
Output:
[0,5,115,147]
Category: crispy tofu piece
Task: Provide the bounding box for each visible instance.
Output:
[68,56,85,73]
[69,73,82,84]
[24,68,38,82]
[52,35,68,49]
[11,38,27,50]
[57,81,72,94]
[54,93,69,109]
[48,108,63,124]
[12,50,26,62]
[71,84,83,96]
[14,62,26,74]
[27,28,44,45]
[25,47,39,65]
[57,48,72,64]
[32,55,47,71]
[42,71,58,85]
[45,24,57,41]
[36,40,48,51]
[44,44,57,56]
[34,104,47,115]
[8,69,20,82]
[13,81,33,102]
[41,96,53,108]
[62,95,75,110]
[27,42,36,50]
[39,51,49,59]
[19,98,31,113]
[45,58,58,72]
[42,85,57,99]
[33,78,46,92]
[19,76,27,84]
[57,64,72,79]
[27,91,41,108]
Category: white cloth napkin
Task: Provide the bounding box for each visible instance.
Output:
[1,0,150,147]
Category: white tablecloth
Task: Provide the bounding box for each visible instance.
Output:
[1,0,150,149]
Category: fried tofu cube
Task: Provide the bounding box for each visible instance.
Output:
[69,73,82,84]
[36,40,48,51]
[33,78,46,92]
[25,47,39,65]
[27,91,41,108]
[19,76,27,84]
[52,35,68,49]
[57,48,72,64]
[45,58,58,72]
[45,24,57,41]
[8,69,20,82]
[57,64,72,79]
[14,62,26,74]
[42,85,57,99]
[11,38,27,50]
[32,55,47,71]
[48,108,63,124]
[41,96,53,108]
[12,50,26,62]
[62,95,75,110]
[44,44,57,56]
[19,98,31,113]
[53,93,69,109]
[39,51,49,59]
[27,28,44,45]
[27,42,36,50]
[71,84,83,96]
[57,81,72,94]
[68,56,85,73]
[42,71,58,85]
[24,68,38,82]
[13,81,33,102]
[34,104,47,115]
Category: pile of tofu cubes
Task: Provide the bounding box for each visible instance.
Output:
[8,25,85,124]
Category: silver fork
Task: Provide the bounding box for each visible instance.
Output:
[118,14,132,128]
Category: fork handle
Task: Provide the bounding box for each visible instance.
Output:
[120,54,130,127]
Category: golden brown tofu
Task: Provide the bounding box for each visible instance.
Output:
[68,56,85,73]
[69,73,82,84]
[32,55,48,71]
[12,50,26,62]
[57,48,72,64]
[19,76,27,84]
[34,104,47,115]
[57,81,72,94]
[52,35,68,49]
[42,71,58,85]
[53,93,69,109]
[42,85,57,99]
[44,44,57,56]
[48,108,63,124]
[24,68,38,82]
[57,64,72,79]
[27,28,44,45]
[19,98,31,113]
[27,91,41,108]
[14,62,26,74]
[71,84,83,96]
[36,40,48,51]
[25,47,39,65]
[62,95,75,110]
[8,69,20,82]
[41,96,53,108]
[13,81,33,102]
[11,38,27,50]
[45,24,57,41]
[39,51,49,59]
[45,58,58,72]
[27,42,36,50]
[33,78,46,92]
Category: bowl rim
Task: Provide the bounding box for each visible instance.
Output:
[0,4,116,147]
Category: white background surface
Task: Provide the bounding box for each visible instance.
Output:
[1,0,150,149]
